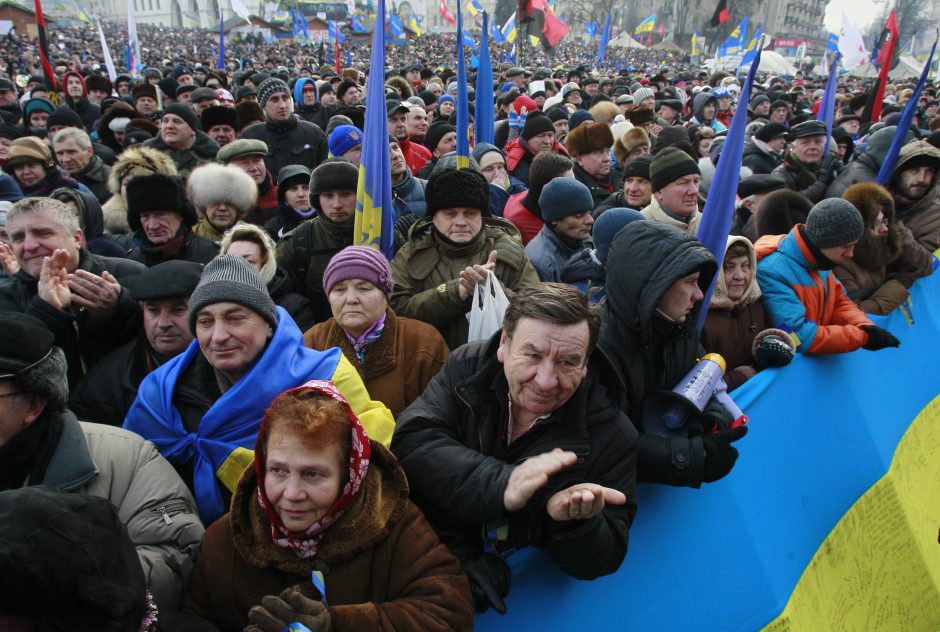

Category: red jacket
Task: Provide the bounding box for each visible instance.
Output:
[400,137,431,176]
[503,191,543,245]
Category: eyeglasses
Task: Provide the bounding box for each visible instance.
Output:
[0,391,24,399]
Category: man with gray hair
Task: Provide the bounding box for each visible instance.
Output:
[52,127,111,203]
[0,311,204,612]
[0,197,146,385]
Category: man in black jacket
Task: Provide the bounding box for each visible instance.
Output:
[393,283,638,615]
[0,197,145,386]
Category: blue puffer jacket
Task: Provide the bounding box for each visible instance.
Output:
[393,170,427,218]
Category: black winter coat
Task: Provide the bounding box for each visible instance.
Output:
[741,140,782,175]
[573,163,623,210]
[240,116,328,179]
[0,250,145,386]
[599,221,731,488]
[128,231,220,267]
[267,267,316,331]
[392,334,638,580]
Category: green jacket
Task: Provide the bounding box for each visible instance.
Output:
[390,216,539,350]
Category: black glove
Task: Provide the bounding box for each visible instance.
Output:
[463,553,511,614]
[246,585,332,632]
[818,153,841,184]
[701,426,748,483]
[755,335,795,368]
[862,325,900,351]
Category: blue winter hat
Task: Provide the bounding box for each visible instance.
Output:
[539,177,594,222]
[593,208,645,263]
[499,82,519,93]
[328,125,363,157]
[471,142,502,164]
[568,109,595,132]
[437,94,456,108]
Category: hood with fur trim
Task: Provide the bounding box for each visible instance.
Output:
[565,121,615,158]
[220,222,278,284]
[710,235,760,310]
[385,75,413,100]
[107,145,179,195]
[841,182,902,270]
[187,162,258,215]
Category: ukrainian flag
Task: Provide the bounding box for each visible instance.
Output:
[466,0,482,17]
[634,14,655,34]
[455,0,471,169]
[409,13,423,36]
[740,26,762,66]
[529,34,540,47]
[501,11,517,44]
[354,0,395,258]
[691,29,698,55]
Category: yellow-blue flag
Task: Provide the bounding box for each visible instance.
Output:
[455,0,470,169]
[354,0,395,258]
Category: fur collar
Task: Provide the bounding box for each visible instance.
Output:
[319,308,399,380]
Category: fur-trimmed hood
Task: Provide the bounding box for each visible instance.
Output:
[565,121,614,157]
[219,222,278,284]
[710,235,761,310]
[385,76,413,100]
[841,182,902,270]
[107,145,179,195]
[187,163,258,215]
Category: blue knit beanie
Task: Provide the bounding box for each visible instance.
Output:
[593,208,645,263]
[539,177,594,222]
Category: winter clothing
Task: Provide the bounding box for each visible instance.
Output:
[755,225,874,354]
[426,167,490,216]
[390,216,539,349]
[62,70,102,130]
[803,198,865,248]
[748,188,814,241]
[572,162,623,210]
[525,223,592,283]
[142,131,219,181]
[70,154,111,203]
[504,136,569,186]
[239,116,329,178]
[772,151,841,204]
[128,228,220,267]
[306,307,449,418]
[184,442,473,632]
[392,168,428,218]
[322,245,394,298]
[741,137,784,174]
[391,333,638,580]
[398,136,432,176]
[502,189,544,244]
[650,147,700,192]
[641,195,702,236]
[189,255,278,332]
[891,140,940,257]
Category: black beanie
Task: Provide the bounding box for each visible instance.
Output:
[521,111,555,140]
[424,120,456,152]
[544,105,569,123]
[163,103,200,131]
[426,168,490,216]
[623,153,653,180]
[46,106,84,130]
[649,147,701,192]
[309,158,359,198]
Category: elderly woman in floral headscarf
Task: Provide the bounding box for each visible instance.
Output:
[184,380,472,632]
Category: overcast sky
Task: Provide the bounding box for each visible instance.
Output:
[823,0,886,35]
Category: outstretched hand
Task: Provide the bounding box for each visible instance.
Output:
[546,483,627,522]
[503,448,578,512]
[38,249,71,311]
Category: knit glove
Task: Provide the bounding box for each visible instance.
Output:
[245,585,332,632]
[751,328,796,369]
[463,553,512,614]
[862,325,900,351]
[508,109,527,130]
[700,426,748,484]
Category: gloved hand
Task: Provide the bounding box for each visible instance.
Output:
[463,553,511,614]
[752,328,796,369]
[701,426,748,483]
[887,269,918,289]
[862,324,901,351]
[818,153,841,184]
[246,585,331,632]
[508,109,527,130]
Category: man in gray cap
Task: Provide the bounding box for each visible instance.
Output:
[239,77,328,177]
[756,198,900,355]
[772,119,842,203]
[217,138,280,224]
[0,311,204,611]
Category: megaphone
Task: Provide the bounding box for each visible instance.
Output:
[642,354,749,437]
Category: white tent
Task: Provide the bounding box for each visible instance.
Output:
[754,51,798,76]
[609,33,646,48]
[848,56,925,80]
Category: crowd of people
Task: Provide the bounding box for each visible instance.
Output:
[0,20,937,630]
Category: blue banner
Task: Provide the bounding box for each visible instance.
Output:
[474,11,494,145]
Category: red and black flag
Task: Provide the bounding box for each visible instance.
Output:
[710,0,730,28]
[33,0,58,92]
[518,0,570,49]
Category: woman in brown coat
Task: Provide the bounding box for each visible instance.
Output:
[305,246,450,418]
[836,182,935,316]
[184,380,472,632]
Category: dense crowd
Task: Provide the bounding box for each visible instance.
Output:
[0,22,938,630]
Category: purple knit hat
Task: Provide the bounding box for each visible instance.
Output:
[322,246,393,299]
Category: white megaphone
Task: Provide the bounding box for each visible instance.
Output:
[643,354,748,437]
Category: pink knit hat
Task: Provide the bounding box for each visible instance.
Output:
[322,246,393,299]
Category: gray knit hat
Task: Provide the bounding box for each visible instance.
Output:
[256,78,290,108]
[804,198,864,249]
[631,87,655,103]
[188,255,277,333]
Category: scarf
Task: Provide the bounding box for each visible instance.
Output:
[124,307,343,524]
[255,380,371,559]
[343,313,386,363]
[20,167,82,198]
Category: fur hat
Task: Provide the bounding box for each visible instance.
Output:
[5,137,53,170]
[201,105,239,131]
[125,173,195,232]
[310,158,359,202]
[385,75,413,100]
[841,182,902,270]
[186,163,258,215]
[627,105,655,126]
[754,189,814,239]
[131,83,158,102]
[336,79,360,102]
[220,223,278,284]
[565,121,614,157]
[613,127,650,165]
[426,168,490,216]
[107,145,179,196]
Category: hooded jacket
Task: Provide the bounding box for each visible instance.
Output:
[102,145,179,236]
[62,70,102,131]
[184,443,473,632]
[687,92,727,133]
[599,221,729,488]
[741,137,783,175]
[504,136,569,186]
[292,77,334,129]
[825,126,910,199]
[890,140,940,257]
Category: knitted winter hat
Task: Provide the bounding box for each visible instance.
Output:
[163,103,200,131]
[804,198,864,249]
[322,245,394,299]
[539,177,593,222]
[622,153,653,180]
[256,77,290,108]
[649,147,701,192]
[424,120,456,152]
[593,207,645,263]
[188,254,277,333]
[521,111,555,140]
[328,124,363,157]
[426,168,490,216]
[568,109,594,131]
[631,87,655,103]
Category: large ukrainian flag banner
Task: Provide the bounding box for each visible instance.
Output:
[477,271,940,629]
[353,0,395,259]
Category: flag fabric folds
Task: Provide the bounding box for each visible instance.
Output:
[230,0,252,25]
[466,0,482,16]
[740,26,762,66]
[216,8,225,69]
[33,0,58,90]
[127,0,141,76]
[455,0,470,169]
[634,14,655,34]
[501,12,517,43]
[328,20,344,42]
[818,53,840,153]
[710,0,729,27]
[353,0,395,259]
[719,17,748,57]
[475,11,494,145]
[438,0,456,26]
[95,17,118,81]
[877,37,937,185]
[409,13,423,36]
[838,13,868,70]
[875,9,899,69]
[351,15,367,32]
[595,11,611,69]
[490,18,504,41]
[389,13,405,38]
[691,30,698,56]
[696,47,762,329]
[539,2,569,48]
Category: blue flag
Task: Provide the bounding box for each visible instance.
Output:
[475,11,494,145]
[877,37,937,184]
[217,8,225,70]
[695,47,762,330]
[354,0,395,258]
[455,0,470,168]
[389,12,405,38]
[818,53,840,154]
[300,10,309,39]
[827,32,839,52]
[351,15,367,32]
[461,29,477,50]
[328,20,344,42]
[490,18,504,42]
[290,7,303,39]
[595,11,610,69]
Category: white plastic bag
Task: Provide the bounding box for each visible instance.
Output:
[467,270,510,343]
